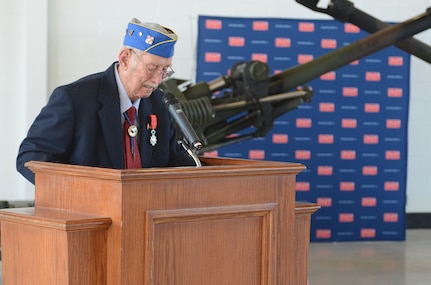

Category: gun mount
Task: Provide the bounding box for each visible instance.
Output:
[161,4,431,153]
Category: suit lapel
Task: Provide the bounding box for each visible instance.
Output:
[97,64,124,169]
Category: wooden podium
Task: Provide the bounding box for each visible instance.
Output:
[0,157,319,285]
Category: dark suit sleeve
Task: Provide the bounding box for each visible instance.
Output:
[16,88,75,184]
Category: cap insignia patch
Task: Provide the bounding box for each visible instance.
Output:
[145,35,155,45]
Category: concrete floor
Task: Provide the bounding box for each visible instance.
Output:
[308,229,431,285]
[1,229,430,284]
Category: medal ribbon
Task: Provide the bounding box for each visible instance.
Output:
[148,114,157,130]
[148,114,158,146]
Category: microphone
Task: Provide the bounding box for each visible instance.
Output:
[162,92,203,150]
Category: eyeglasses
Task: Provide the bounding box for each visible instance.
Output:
[129,48,175,79]
[144,64,175,79]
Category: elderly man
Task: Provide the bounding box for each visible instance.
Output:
[17,18,196,184]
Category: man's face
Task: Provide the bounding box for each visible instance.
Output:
[120,49,173,101]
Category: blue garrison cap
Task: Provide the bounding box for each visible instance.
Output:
[123,18,178,58]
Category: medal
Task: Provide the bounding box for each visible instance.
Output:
[128,125,138,137]
[148,114,157,146]
[150,130,157,146]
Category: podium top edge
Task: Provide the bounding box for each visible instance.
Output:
[25,158,306,181]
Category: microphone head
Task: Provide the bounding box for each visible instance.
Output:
[162,92,179,108]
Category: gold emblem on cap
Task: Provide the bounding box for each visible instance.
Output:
[128,29,134,36]
[145,35,155,45]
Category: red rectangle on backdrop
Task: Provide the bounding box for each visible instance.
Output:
[363,166,378,176]
[340,150,356,160]
[388,56,404,66]
[228,37,245,47]
[344,23,360,33]
[388,88,403,97]
[205,19,222,29]
[205,52,221,62]
[384,181,400,191]
[296,182,310,192]
[272,134,288,144]
[340,182,355,191]
[318,166,333,176]
[296,118,312,128]
[362,197,377,207]
[251,53,268,63]
[316,229,332,239]
[385,150,401,160]
[364,103,380,113]
[275,37,291,48]
[366,71,381,81]
[317,197,332,207]
[321,39,337,49]
[253,21,269,31]
[320,71,336,81]
[342,87,358,97]
[295,150,311,160]
[363,134,379,144]
[299,22,315,32]
[318,134,334,144]
[298,54,314,64]
[248,150,265,160]
[339,213,354,223]
[387,119,401,129]
[361,228,376,238]
[384,213,399,222]
[319,102,335,112]
[341,118,357,128]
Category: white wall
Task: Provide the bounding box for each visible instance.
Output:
[0,0,48,201]
[2,0,430,212]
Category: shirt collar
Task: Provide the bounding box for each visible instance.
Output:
[114,63,141,114]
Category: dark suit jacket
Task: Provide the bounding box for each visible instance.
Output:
[17,62,195,184]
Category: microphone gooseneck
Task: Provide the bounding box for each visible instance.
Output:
[162,92,203,152]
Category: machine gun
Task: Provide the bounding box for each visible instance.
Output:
[161,2,431,153]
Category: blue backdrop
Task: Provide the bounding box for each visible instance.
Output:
[196,15,409,242]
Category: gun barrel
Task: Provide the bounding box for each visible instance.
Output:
[327,1,431,63]
[269,8,431,95]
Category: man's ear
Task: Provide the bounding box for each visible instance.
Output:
[118,48,132,69]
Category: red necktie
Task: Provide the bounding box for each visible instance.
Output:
[123,106,142,169]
